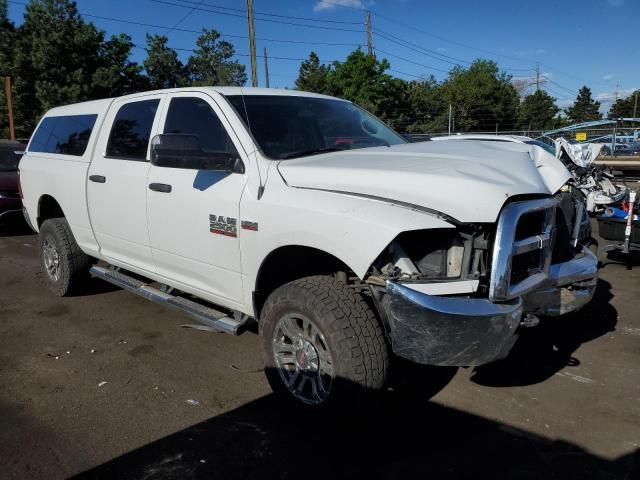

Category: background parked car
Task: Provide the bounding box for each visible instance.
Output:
[0,140,27,224]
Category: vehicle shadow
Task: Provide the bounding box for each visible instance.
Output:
[471,278,616,387]
[69,385,637,480]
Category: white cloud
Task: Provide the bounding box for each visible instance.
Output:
[595,88,636,103]
[595,87,637,113]
[607,0,624,6]
[603,73,616,81]
[314,0,365,12]
[435,47,447,53]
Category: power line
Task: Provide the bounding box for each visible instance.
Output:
[374,28,536,74]
[151,0,366,32]
[388,68,423,79]
[6,1,359,48]
[374,28,472,66]
[132,44,340,62]
[376,48,449,74]
[164,0,204,35]
[174,0,363,24]
[543,77,578,96]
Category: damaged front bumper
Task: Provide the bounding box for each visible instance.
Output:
[384,282,523,366]
[382,246,598,367]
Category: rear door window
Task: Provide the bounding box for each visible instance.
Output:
[29,115,98,156]
[106,99,160,160]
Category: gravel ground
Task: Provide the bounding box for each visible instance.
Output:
[0,220,638,479]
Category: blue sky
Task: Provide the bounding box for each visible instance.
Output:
[7,0,640,112]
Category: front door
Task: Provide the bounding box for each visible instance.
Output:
[146,92,248,307]
[87,94,165,274]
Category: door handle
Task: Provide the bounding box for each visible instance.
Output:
[149,183,172,193]
[89,175,106,183]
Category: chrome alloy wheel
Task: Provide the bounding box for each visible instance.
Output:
[42,237,61,282]
[272,313,334,405]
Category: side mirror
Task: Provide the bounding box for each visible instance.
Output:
[150,134,241,172]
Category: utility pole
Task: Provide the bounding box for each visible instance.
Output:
[633,91,638,119]
[536,63,540,92]
[448,104,452,135]
[246,0,258,87]
[4,77,15,141]
[366,11,374,58]
[263,47,269,88]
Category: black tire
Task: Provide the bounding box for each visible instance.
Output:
[260,275,389,410]
[38,218,90,296]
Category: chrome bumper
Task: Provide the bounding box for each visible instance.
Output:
[523,247,598,316]
[382,247,598,367]
[384,281,523,367]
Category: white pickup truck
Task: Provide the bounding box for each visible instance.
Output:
[19,87,598,408]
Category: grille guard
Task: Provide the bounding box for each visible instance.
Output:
[489,197,558,302]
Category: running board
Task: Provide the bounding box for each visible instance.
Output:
[89,266,249,335]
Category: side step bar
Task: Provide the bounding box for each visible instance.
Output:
[89,266,250,335]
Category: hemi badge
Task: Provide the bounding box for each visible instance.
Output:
[241,220,259,231]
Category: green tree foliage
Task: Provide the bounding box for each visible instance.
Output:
[608,90,639,119]
[517,90,559,130]
[565,86,602,123]
[9,0,147,137]
[93,33,148,97]
[186,29,246,86]
[295,51,329,93]
[439,60,519,132]
[323,49,407,128]
[12,0,105,136]
[143,34,186,89]
[402,76,447,133]
[0,0,15,137]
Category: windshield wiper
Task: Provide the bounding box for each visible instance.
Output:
[280,147,343,159]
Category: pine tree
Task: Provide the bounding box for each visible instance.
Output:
[517,90,559,130]
[143,34,186,89]
[0,0,15,138]
[565,86,602,123]
[608,90,639,119]
[186,29,246,87]
[295,52,329,93]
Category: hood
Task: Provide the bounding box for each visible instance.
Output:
[277,141,561,223]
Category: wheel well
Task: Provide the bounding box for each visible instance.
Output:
[253,246,353,318]
[38,195,65,227]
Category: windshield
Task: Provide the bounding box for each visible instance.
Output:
[525,139,556,156]
[226,95,406,159]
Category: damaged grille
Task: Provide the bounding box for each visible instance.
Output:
[489,197,557,301]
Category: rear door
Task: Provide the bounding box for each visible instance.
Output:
[146,91,248,306]
[87,94,165,274]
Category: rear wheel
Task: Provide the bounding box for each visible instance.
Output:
[38,218,90,296]
[260,275,388,409]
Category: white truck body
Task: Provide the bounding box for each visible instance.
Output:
[19,87,599,406]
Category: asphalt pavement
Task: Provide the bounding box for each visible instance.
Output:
[0,220,638,479]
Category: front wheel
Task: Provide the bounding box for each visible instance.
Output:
[260,275,389,409]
